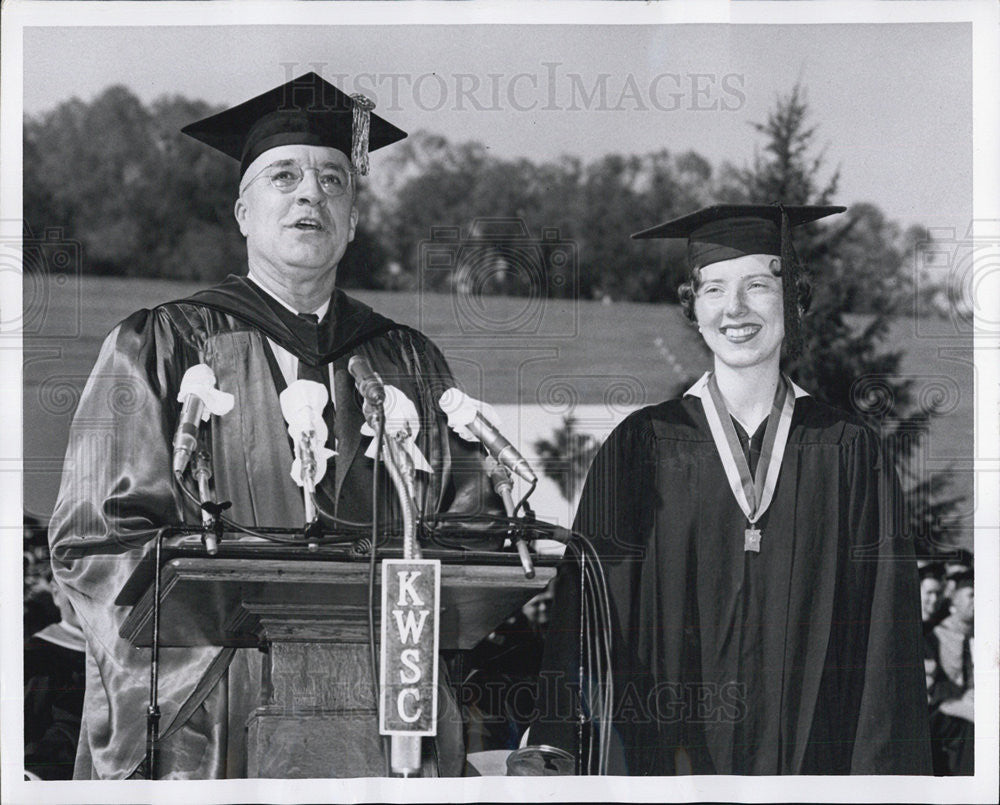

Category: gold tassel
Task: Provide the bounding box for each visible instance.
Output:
[351,93,376,176]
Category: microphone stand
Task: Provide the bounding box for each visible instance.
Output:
[382,430,421,561]
[144,527,166,779]
[487,460,535,579]
[299,430,319,524]
[294,427,322,550]
[364,404,424,776]
[193,449,219,554]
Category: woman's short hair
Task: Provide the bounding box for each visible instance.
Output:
[677,257,813,323]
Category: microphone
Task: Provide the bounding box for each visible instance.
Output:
[348,355,386,406]
[279,379,333,482]
[172,364,234,476]
[463,411,537,485]
[439,388,537,484]
[279,379,335,524]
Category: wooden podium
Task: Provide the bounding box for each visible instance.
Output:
[117,541,555,778]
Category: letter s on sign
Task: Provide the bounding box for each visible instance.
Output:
[399,648,421,684]
[397,688,423,723]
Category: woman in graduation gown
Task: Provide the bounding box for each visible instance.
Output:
[531,204,932,775]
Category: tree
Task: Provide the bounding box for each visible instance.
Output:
[23,88,393,283]
[577,149,709,302]
[24,88,242,278]
[720,85,962,555]
[376,137,584,298]
[378,134,712,304]
[532,415,601,503]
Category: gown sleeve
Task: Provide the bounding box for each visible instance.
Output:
[49,308,188,622]
[846,425,933,774]
[48,309,225,778]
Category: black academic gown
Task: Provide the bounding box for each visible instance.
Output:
[533,392,932,775]
[49,276,500,779]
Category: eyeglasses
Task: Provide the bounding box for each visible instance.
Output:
[242,160,356,198]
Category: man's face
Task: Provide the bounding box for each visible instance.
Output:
[950,585,974,625]
[920,577,942,621]
[234,144,358,280]
[693,254,786,372]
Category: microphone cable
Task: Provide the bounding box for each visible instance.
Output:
[560,530,614,775]
[172,472,379,545]
[513,478,537,517]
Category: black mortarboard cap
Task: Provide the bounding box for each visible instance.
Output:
[632,203,846,359]
[631,204,845,267]
[181,72,407,177]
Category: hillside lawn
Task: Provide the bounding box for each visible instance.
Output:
[23,276,974,549]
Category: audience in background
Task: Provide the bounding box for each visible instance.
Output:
[918,562,944,634]
[24,585,86,780]
[23,515,87,780]
[924,563,975,775]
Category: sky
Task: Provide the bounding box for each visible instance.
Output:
[18,19,974,232]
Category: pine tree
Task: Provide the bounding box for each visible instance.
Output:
[532,415,600,503]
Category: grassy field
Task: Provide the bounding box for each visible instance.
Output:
[23,275,974,547]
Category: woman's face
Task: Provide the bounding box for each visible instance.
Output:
[693,253,785,371]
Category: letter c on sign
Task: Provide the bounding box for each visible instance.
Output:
[397,688,423,723]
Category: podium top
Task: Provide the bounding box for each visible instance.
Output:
[117,540,558,650]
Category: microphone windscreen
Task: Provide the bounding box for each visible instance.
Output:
[178,363,217,399]
[280,379,329,430]
[438,387,502,441]
[177,363,235,416]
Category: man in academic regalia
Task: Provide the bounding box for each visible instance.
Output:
[48,72,500,779]
[531,205,932,775]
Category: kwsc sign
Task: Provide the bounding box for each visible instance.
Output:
[379,559,441,736]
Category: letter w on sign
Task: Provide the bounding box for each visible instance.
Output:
[379,559,440,736]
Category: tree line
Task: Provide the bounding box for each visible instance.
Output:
[24,84,937,313]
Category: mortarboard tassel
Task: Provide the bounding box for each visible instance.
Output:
[775,202,804,361]
[350,93,376,176]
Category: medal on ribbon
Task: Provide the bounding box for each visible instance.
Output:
[700,373,796,552]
